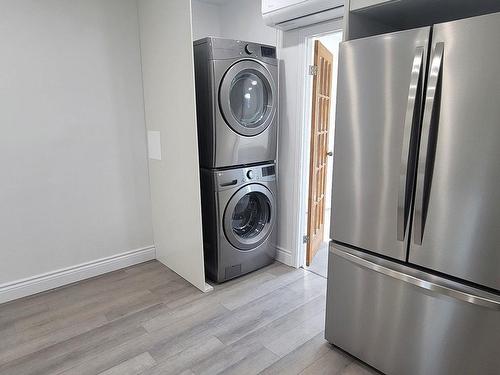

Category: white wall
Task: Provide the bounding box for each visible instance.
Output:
[191,0,222,40]
[275,29,304,266]
[217,0,278,45]
[192,0,278,45]
[0,0,154,293]
[137,0,209,292]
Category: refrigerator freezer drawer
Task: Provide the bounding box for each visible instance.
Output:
[325,243,500,375]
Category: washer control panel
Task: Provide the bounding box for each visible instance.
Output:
[217,163,276,190]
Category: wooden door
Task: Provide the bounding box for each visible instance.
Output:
[306,40,333,266]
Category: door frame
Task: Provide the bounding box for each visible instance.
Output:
[293,20,344,269]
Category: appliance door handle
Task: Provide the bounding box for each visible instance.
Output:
[413,42,444,245]
[397,46,425,241]
[220,179,238,187]
[333,246,500,310]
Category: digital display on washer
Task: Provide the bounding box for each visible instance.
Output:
[261,46,276,58]
[262,165,275,177]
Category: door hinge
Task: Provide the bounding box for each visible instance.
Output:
[308,65,318,76]
[303,235,310,244]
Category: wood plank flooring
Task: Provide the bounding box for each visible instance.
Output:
[0,261,378,375]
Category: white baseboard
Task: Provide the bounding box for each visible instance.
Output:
[275,246,293,267]
[0,246,156,304]
[204,282,214,293]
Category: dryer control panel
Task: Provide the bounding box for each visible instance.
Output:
[216,163,276,190]
[199,37,277,64]
[243,43,276,58]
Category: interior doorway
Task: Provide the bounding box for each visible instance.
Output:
[300,29,343,277]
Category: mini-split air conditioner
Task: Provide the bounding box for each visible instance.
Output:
[262,0,344,30]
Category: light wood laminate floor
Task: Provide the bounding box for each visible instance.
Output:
[0,261,378,375]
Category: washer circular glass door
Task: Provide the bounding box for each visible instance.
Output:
[219,60,276,137]
[224,184,275,250]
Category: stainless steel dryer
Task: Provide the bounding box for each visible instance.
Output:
[193,37,278,168]
[200,163,277,283]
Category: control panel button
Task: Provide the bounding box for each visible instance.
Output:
[246,170,254,179]
[245,44,255,55]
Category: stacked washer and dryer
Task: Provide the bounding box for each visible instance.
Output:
[193,37,278,283]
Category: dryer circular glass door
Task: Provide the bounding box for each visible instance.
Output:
[219,60,276,137]
[224,184,275,250]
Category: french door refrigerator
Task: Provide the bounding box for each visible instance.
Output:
[325,12,500,375]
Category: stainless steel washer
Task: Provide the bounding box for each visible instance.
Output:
[193,37,278,168]
[200,163,277,282]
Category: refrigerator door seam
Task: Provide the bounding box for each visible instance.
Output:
[413,41,445,245]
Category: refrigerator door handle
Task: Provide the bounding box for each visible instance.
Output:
[333,246,500,310]
[398,46,425,241]
[414,42,444,245]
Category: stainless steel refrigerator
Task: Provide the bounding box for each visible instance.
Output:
[325,12,500,375]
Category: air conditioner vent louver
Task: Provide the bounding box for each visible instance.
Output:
[262,0,344,31]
